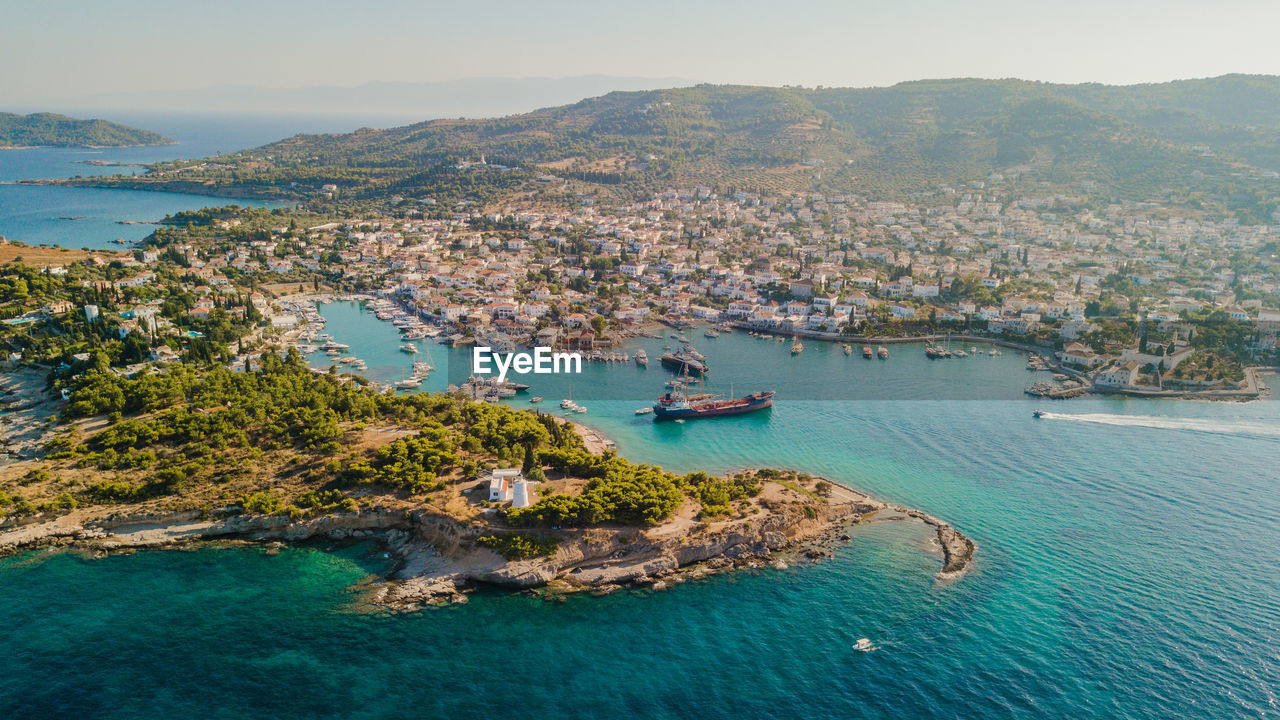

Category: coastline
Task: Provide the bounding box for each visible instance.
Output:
[0,141,177,151]
[0,421,975,609]
[735,323,1273,402]
[30,176,291,203]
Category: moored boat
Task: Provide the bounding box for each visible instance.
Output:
[877,346,889,359]
[862,346,874,358]
[652,387,775,420]
[660,351,709,375]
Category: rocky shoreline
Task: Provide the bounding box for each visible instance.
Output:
[0,474,975,609]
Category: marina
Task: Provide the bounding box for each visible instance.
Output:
[283,300,1102,412]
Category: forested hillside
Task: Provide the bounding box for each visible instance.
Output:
[0,112,171,148]
[79,76,1280,214]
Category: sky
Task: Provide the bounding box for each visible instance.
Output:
[5,0,1280,106]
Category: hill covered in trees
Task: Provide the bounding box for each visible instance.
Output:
[0,112,171,148]
[80,76,1280,211]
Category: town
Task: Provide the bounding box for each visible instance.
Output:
[9,168,1277,402]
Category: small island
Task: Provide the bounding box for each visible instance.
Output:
[0,112,172,149]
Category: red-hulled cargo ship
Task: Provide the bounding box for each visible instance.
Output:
[652,388,775,419]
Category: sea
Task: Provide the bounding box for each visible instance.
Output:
[2,120,1280,719]
[0,112,393,249]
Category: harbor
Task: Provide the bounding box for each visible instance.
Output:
[281,298,1098,413]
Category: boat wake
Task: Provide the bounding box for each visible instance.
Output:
[1035,411,1280,439]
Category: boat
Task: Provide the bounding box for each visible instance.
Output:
[704,329,720,338]
[853,638,875,652]
[843,344,853,356]
[1033,409,1046,418]
[635,407,654,415]
[877,346,889,359]
[680,345,707,361]
[634,349,648,367]
[529,396,543,403]
[399,343,418,354]
[653,386,775,420]
[926,346,947,359]
[660,351,709,375]
[395,378,421,389]
[790,338,804,355]
[862,346,874,359]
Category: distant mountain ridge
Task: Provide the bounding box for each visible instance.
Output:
[0,112,172,148]
[55,75,695,120]
[79,75,1280,221]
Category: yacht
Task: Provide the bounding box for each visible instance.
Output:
[399,343,418,354]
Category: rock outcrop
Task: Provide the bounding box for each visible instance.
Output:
[0,481,976,609]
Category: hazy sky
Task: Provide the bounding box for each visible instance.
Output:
[5,0,1280,104]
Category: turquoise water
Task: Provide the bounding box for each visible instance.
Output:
[3,301,1278,718]
[0,184,285,250]
[0,113,386,250]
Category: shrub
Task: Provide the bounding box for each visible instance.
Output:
[87,480,151,503]
[37,493,77,513]
[476,533,561,560]
[242,490,283,514]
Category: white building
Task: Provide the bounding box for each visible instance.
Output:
[488,469,524,503]
[1095,361,1142,388]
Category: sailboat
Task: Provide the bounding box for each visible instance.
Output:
[560,382,584,413]
[790,337,804,355]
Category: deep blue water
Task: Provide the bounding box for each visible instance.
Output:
[3,300,1278,719]
[0,113,404,250]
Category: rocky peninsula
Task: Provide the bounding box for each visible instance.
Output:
[0,421,975,609]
